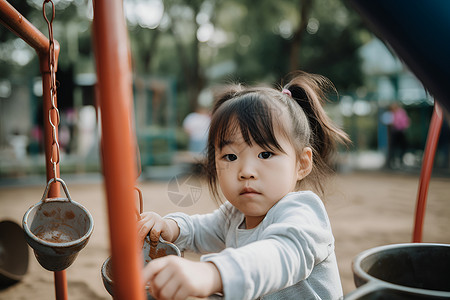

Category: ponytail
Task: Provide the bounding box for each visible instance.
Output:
[282,71,350,195]
[284,71,349,166]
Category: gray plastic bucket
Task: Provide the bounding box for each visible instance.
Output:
[345,243,450,299]
[22,178,94,271]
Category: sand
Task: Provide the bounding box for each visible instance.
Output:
[0,170,449,299]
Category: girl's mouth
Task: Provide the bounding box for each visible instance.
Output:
[240,187,260,195]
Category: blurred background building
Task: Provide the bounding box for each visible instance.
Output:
[1,0,448,181]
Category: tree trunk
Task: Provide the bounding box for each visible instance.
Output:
[169,7,205,113]
[189,21,205,112]
[143,29,160,74]
[289,0,313,71]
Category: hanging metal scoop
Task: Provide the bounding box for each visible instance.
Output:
[22,177,94,271]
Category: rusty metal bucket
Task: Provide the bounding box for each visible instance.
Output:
[22,178,94,271]
[0,220,29,287]
[101,236,181,298]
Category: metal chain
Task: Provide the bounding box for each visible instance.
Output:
[43,0,60,181]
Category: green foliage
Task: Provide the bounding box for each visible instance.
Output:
[1,0,371,118]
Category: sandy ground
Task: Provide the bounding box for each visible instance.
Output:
[0,170,449,299]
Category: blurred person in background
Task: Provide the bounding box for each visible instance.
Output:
[386,103,410,169]
[182,89,212,158]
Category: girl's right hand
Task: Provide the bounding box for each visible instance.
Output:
[137,212,180,247]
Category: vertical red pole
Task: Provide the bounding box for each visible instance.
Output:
[40,46,68,300]
[92,1,145,300]
[53,271,67,300]
[412,102,443,243]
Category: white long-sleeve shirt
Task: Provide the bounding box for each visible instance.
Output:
[165,191,343,300]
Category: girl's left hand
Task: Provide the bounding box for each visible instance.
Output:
[143,256,223,300]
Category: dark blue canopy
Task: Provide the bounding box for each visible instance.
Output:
[347,0,450,112]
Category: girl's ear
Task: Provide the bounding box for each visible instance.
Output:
[297,147,312,180]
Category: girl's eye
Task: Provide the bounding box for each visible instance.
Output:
[258,152,273,159]
[223,154,238,161]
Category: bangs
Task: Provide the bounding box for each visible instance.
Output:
[211,93,286,153]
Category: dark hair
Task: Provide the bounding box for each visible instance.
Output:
[205,71,349,200]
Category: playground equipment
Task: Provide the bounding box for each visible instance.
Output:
[0,220,29,287]
[344,0,450,299]
[347,0,449,244]
[22,178,93,272]
[101,185,181,298]
[102,236,181,299]
[12,1,144,298]
[134,78,178,168]
[12,0,96,273]
[346,243,450,299]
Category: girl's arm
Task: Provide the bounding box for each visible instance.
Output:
[164,203,231,253]
[139,208,229,299]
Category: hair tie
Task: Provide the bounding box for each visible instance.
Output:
[282,88,292,97]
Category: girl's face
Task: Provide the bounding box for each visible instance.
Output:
[215,130,312,229]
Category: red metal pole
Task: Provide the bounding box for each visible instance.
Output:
[412,102,443,243]
[0,1,68,299]
[53,271,68,300]
[92,1,145,300]
[41,53,68,300]
[0,0,48,54]
[41,51,69,300]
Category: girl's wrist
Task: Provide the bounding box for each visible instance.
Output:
[165,218,180,242]
[204,262,223,296]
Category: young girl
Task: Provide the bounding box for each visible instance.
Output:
[138,71,349,300]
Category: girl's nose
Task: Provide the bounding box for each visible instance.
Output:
[238,162,257,180]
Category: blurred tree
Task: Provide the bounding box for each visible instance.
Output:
[288,0,313,71]
[128,0,218,113]
[0,1,37,79]
[222,0,371,91]
[299,0,371,91]
[2,0,371,117]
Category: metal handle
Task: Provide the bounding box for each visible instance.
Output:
[158,236,182,257]
[344,282,386,299]
[40,177,73,203]
[134,186,144,220]
[134,186,143,214]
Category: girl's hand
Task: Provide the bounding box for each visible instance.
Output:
[143,256,223,300]
[137,212,180,247]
